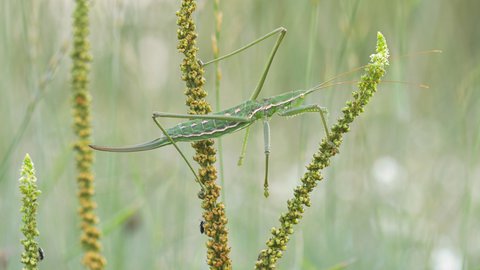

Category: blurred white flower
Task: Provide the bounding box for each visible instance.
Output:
[431,246,463,270]
[372,156,402,192]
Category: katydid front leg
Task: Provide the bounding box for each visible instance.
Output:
[263,118,271,198]
[278,104,330,137]
[257,105,330,197]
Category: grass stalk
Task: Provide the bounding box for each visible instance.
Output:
[212,0,226,202]
[0,43,68,182]
[297,0,320,180]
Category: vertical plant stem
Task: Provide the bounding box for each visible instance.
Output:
[305,0,320,88]
[292,3,320,262]
[0,44,68,182]
[255,32,390,270]
[297,0,320,178]
[212,0,226,201]
[176,1,232,269]
[335,0,360,70]
[71,1,106,269]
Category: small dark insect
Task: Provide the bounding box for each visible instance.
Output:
[197,189,206,200]
[200,220,205,234]
[38,247,44,261]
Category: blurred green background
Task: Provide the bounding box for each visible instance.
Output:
[1,0,479,269]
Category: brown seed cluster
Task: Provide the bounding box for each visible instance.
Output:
[255,33,389,270]
[177,1,232,269]
[71,0,106,269]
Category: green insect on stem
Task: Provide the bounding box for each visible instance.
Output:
[90,27,359,197]
[91,87,333,195]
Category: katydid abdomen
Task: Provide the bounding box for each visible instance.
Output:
[90,100,261,152]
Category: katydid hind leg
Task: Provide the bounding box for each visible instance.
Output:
[202,26,287,102]
[201,27,287,89]
[250,27,287,100]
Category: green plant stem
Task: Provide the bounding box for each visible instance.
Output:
[297,0,320,179]
[0,43,68,182]
[212,0,226,201]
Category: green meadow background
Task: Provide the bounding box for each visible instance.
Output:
[1,0,479,269]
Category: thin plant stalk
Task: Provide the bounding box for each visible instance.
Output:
[297,0,321,179]
[212,0,226,201]
[0,44,68,181]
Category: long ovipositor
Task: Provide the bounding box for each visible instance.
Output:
[89,137,171,152]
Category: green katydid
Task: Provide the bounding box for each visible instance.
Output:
[90,27,345,197]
